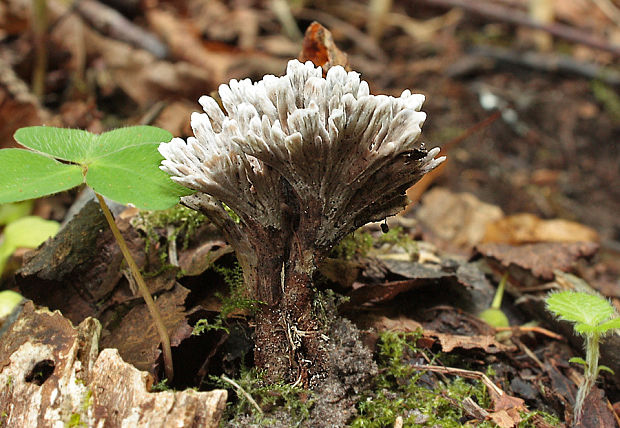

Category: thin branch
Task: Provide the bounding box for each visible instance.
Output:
[419,0,620,56]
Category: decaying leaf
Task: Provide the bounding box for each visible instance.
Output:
[476,241,599,281]
[415,187,504,251]
[298,21,349,71]
[483,213,599,244]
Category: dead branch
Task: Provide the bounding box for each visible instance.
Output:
[419,0,620,56]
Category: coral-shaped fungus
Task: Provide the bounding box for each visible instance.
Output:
[159,59,444,384]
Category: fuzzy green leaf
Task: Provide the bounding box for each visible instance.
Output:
[0,201,33,225]
[598,365,615,375]
[0,149,83,203]
[86,143,193,210]
[596,317,620,333]
[568,357,587,367]
[14,127,95,162]
[546,291,615,332]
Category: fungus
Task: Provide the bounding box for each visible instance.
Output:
[159,59,444,384]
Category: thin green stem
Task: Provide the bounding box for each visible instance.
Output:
[95,193,174,381]
[574,332,600,424]
[491,273,508,310]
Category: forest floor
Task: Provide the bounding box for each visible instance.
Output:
[1,0,619,427]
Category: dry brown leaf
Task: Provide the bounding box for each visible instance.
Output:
[476,241,599,280]
[424,330,515,354]
[488,408,521,428]
[483,213,599,244]
[0,59,51,147]
[370,315,423,332]
[100,283,192,374]
[298,22,349,71]
[47,1,216,107]
[415,187,504,250]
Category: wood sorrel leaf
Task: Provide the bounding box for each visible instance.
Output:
[86,143,193,210]
[14,127,95,162]
[0,149,83,203]
[546,291,616,333]
[4,125,192,210]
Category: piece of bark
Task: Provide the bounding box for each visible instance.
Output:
[0,301,227,427]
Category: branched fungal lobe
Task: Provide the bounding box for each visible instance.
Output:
[159,59,444,249]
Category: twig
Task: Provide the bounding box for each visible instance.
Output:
[412,364,505,398]
[270,0,304,41]
[418,0,620,56]
[465,45,620,87]
[73,0,167,58]
[221,374,264,415]
[32,0,48,98]
[95,193,174,381]
[495,325,564,340]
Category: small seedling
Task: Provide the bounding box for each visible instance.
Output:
[545,290,620,424]
[0,125,192,381]
[479,273,510,328]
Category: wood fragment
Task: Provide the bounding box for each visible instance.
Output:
[0,301,227,427]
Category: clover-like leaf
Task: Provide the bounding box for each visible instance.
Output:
[86,143,193,210]
[14,126,95,162]
[2,126,191,210]
[0,149,83,203]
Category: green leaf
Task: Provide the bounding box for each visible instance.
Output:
[86,143,193,210]
[9,126,186,210]
[0,215,60,274]
[0,149,84,204]
[568,357,587,367]
[596,317,620,333]
[0,200,33,226]
[14,127,94,162]
[0,290,23,318]
[546,291,615,331]
[93,126,173,158]
[598,365,615,375]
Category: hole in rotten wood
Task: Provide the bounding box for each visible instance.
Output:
[25,359,55,386]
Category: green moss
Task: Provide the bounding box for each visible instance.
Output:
[351,331,560,427]
[331,226,417,260]
[192,262,261,336]
[151,378,171,392]
[332,230,374,260]
[352,331,492,428]
[518,410,561,427]
[592,80,620,123]
[65,413,84,428]
[215,368,313,427]
[131,204,208,270]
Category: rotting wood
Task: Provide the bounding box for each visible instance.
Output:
[0,301,227,427]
